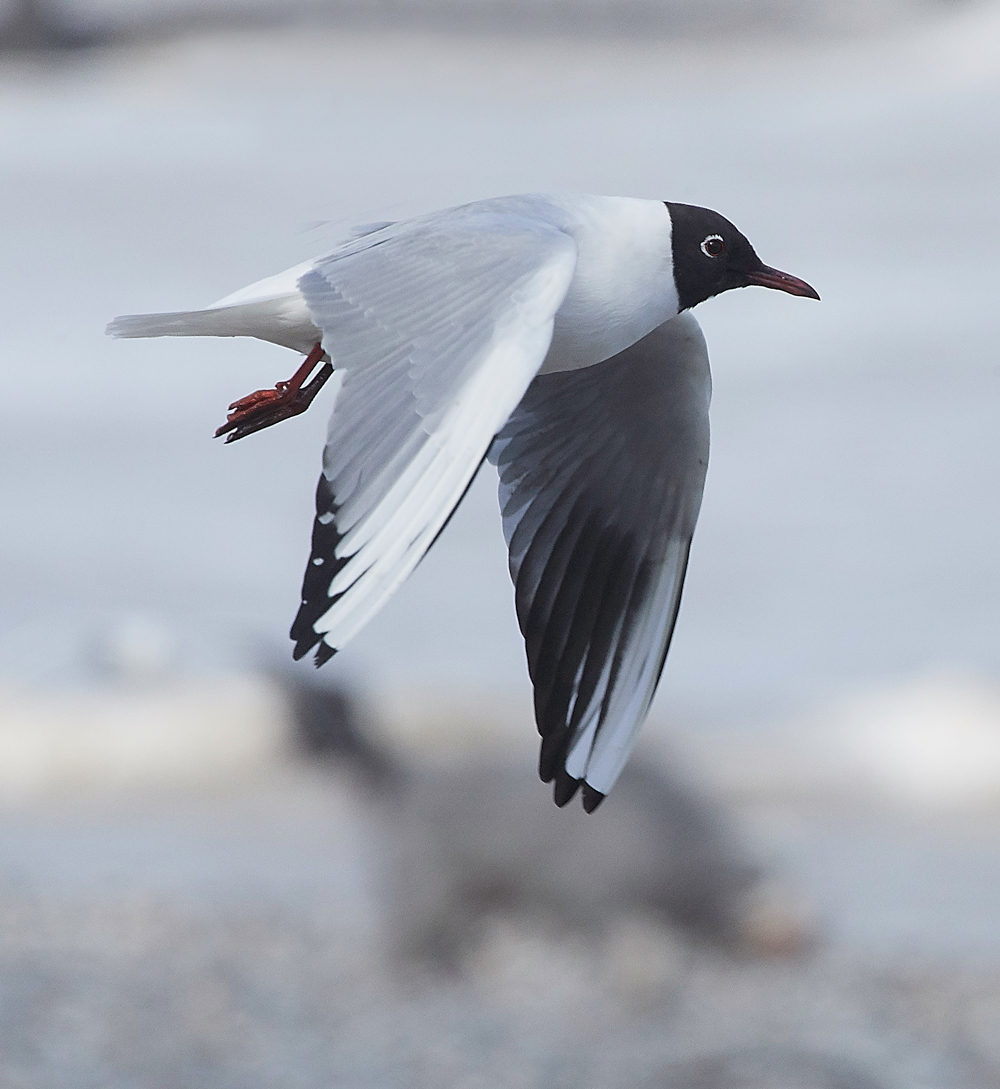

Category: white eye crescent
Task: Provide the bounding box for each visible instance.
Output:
[701,235,725,257]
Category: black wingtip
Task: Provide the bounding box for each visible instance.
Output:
[291,625,321,662]
[581,784,606,813]
[314,640,336,668]
[552,769,581,807]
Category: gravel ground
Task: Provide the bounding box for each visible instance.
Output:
[0,767,999,1088]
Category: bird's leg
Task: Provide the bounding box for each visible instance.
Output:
[215,342,333,444]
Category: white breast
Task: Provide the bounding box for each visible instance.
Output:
[539,196,678,374]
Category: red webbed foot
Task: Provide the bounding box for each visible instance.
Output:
[215,342,333,443]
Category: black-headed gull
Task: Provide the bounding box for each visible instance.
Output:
[108,194,818,811]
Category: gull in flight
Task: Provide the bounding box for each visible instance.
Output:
[108,194,818,811]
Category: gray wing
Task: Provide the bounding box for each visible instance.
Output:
[291,207,578,663]
[488,312,711,812]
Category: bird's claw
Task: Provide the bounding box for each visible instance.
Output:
[214,342,331,443]
[215,362,334,443]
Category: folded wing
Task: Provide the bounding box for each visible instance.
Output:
[488,313,711,811]
[291,209,578,663]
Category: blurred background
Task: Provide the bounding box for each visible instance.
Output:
[0,0,1000,1084]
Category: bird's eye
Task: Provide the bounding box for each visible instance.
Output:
[701,235,725,258]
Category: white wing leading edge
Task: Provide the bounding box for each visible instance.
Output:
[488,313,711,811]
[291,210,578,664]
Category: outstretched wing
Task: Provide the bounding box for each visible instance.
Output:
[291,209,578,664]
[488,313,711,812]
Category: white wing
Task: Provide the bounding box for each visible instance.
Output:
[488,313,711,811]
[291,207,578,663]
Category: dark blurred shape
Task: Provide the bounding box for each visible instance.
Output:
[274,666,403,793]
[270,667,813,967]
[0,0,293,54]
[657,1047,885,1089]
[0,0,107,51]
[383,753,814,968]
[0,0,934,53]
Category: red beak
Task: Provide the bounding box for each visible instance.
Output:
[746,265,820,300]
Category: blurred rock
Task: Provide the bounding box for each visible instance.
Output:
[380,755,815,970]
[267,670,815,969]
[263,667,817,967]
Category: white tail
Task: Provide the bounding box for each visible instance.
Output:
[106,306,249,339]
[106,296,321,354]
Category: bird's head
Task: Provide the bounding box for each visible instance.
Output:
[665,202,820,311]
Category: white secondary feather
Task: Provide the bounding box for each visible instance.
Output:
[288,202,581,660]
